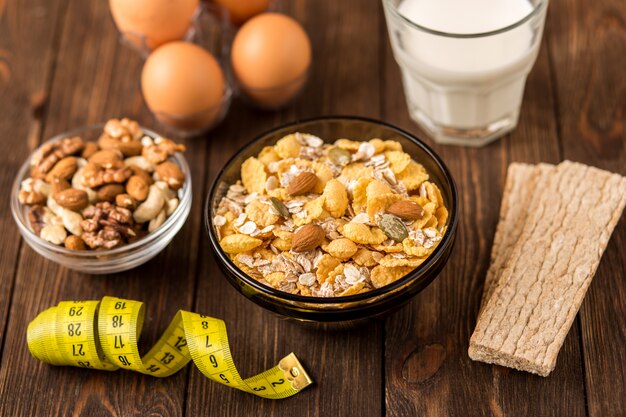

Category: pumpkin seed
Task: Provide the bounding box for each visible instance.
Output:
[270,197,290,219]
[377,213,408,242]
[328,147,352,166]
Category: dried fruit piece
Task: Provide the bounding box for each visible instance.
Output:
[377,213,408,242]
[328,147,351,166]
[54,188,89,211]
[386,200,424,220]
[292,224,325,252]
[270,197,290,219]
[287,172,318,196]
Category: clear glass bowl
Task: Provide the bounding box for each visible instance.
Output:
[205,116,458,324]
[11,125,192,274]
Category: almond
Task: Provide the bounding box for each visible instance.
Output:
[45,157,77,183]
[292,224,325,252]
[129,165,153,183]
[81,142,99,159]
[88,149,123,165]
[54,188,89,211]
[64,235,86,251]
[386,200,424,221]
[50,177,71,195]
[97,184,125,202]
[155,161,185,190]
[126,175,150,201]
[98,134,142,156]
[287,172,318,196]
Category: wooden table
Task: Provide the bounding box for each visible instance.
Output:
[0,0,624,415]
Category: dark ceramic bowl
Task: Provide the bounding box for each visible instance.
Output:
[205,116,458,324]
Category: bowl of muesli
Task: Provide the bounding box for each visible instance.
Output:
[206,116,457,322]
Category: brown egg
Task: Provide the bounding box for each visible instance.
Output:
[213,0,269,25]
[109,0,199,50]
[141,42,226,130]
[231,13,312,108]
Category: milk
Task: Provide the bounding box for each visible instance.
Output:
[384,0,547,145]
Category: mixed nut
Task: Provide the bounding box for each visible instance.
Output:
[18,118,187,250]
[214,133,449,297]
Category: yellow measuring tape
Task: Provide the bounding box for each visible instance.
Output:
[27,296,312,399]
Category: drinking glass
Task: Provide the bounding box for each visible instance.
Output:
[383,0,549,146]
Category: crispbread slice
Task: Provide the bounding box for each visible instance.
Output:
[479,163,555,311]
[470,161,626,376]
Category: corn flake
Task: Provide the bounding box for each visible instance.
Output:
[366,179,392,202]
[241,157,267,195]
[245,199,279,227]
[265,272,286,287]
[403,238,433,257]
[323,179,348,217]
[366,193,402,220]
[258,146,280,166]
[324,238,358,260]
[383,140,403,151]
[294,196,326,226]
[339,222,387,245]
[397,161,429,191]
[316,254,341,283]
[368,138,386,154]
[334,138,361,151]
[339,282,365,296]
[220,234,263,254]
[379,255,425,268]
[351,177,372,212]
[352,248,381,267]
[370,265,413,288]
[275,134,302,158]
[384,151,411,174]
[312,161,334,193]
[341,163,373,181]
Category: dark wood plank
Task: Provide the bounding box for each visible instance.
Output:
[0,0,207,415]
[0,0,66,358]
[381,13,587,417]
[185,0,384,416]
[547,0,626,415]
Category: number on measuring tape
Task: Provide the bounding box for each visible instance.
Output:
[114,335,125,349]
[26,297,313,399]
[174,336,186,351]
[67,323,81,336]
[69,306,83,316]
[112,315,124,328]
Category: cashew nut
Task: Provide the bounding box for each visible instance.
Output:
[47,196,83,236]
[154,180,176,200]
[148,208,166,232]
[166,198,179,216]
[40,224,67,245]
[124,156,154,172]
[72,166,98,203]
[133,184,165,223]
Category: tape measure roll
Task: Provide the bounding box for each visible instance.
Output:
[27,296,312,399]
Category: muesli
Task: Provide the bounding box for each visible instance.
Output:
[214,133,449,297]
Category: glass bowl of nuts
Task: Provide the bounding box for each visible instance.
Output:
[11,119,192,274]
[205,116,458,324]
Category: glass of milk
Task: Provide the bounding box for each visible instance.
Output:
[383,0,549,146]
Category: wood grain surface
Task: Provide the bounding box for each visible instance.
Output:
[0,0,624,416]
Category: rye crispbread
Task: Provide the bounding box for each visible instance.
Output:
[470,161,626,376]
